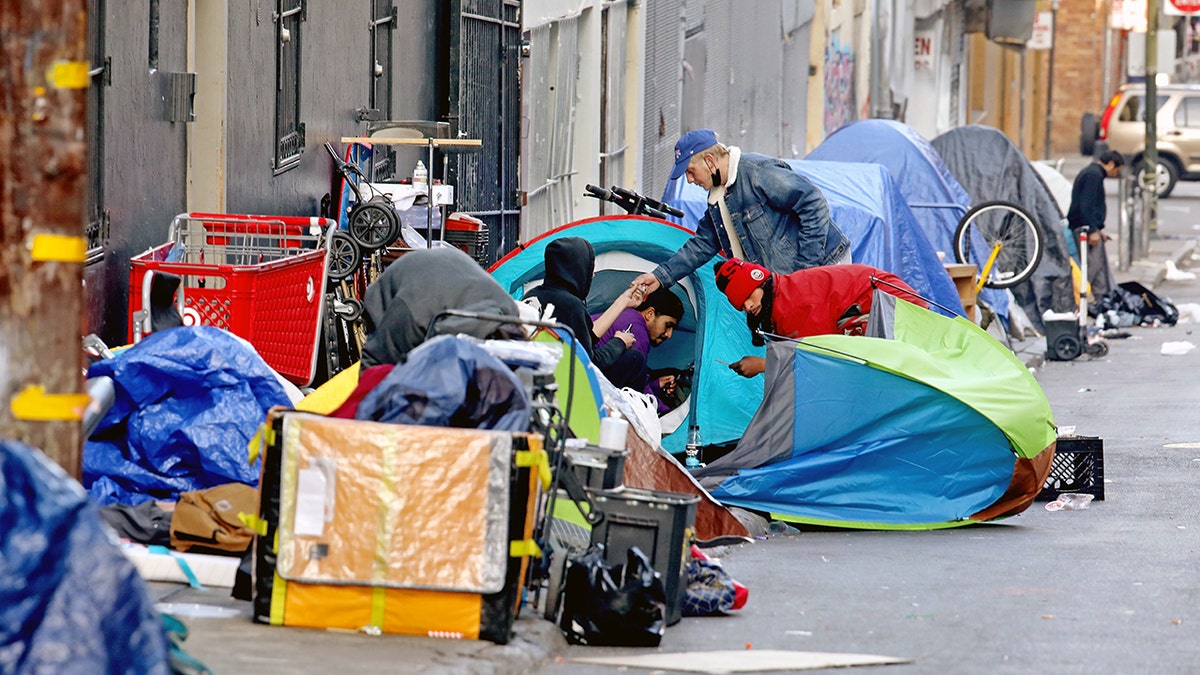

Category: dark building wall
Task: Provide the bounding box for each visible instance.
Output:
[222,3,443,216]
[89,1,446,345]
[88,0,189,345]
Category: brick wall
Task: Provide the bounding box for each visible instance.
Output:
[1049,0,1111,156]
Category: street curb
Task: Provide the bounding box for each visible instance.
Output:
[1147,239,1198,289]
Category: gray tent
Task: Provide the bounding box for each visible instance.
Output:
[932,125,1075,329]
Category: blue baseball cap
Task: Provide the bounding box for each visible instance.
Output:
[671,129,718,179]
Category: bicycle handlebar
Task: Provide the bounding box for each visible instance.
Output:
[582,183,685,219]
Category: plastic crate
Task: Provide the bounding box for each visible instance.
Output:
[1037,435,1104,501]
[129,213,334,386]
[587,487,698,626]
[443,212,490,266]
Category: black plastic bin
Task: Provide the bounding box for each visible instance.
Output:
[1045,318,1083,361]
[587,487,698,625]
[565,445,628,491]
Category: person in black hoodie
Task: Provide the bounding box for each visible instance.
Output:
[524,237,638,369]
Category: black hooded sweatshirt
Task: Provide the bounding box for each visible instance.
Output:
[524,237,625,368]
[359,247,523,367]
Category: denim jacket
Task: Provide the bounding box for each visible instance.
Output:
[653,152,850,288]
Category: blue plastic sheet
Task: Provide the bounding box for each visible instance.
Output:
[84,326,291,505]
[662,160,964,316]
[356,335,531,431]
[1,439,170,674]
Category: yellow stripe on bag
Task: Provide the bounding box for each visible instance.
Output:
[238,513,268,536]
[510,539,542,559]
[248,422,275,465]
[515,447,552,491]
[369,428,399,630]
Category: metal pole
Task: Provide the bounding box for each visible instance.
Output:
[1117,171,1131,271]
[1144,0,1160,246]
[869,0,893,118]
[1044,0,1060,159]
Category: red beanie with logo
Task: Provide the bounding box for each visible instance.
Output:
[714,258,771,308]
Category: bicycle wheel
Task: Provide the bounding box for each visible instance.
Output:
[952,200,1043,289]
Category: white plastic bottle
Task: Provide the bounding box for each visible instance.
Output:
[413,160,428,185]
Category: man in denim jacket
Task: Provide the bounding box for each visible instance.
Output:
[632,129,851,294]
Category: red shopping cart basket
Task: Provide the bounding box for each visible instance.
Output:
[129,213,334,386]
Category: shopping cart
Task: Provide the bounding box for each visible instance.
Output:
[129,213,337,386]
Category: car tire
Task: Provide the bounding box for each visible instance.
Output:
[1080,113,1099,156]
[1134,157,1179,199]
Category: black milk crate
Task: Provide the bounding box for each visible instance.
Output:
[1037,435,1104,501]
[587,487,698,626]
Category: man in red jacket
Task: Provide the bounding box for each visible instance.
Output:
[714,258,927,377]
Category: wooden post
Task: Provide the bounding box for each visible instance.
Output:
[0,1,89,476]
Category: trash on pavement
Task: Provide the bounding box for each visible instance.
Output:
[1161,341,1196,356]
[1044,493,1095,511]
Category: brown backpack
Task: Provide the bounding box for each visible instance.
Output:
[170,483,259,554]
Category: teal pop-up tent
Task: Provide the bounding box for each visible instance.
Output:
[490,215,762,453]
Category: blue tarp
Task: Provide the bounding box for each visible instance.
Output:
[662,160,964,315]
[807,119,970,252]
[806,119,1009,320]
[84,326,291,505]
[1,439,170,674]
[356,335,532,431]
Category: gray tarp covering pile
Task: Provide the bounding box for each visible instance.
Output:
[932,125,1076,329]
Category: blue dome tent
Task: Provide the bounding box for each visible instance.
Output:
[805,118,1009,320]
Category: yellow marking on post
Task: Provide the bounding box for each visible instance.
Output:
[46,61,91,89]
[10,385,90,421]
[30,234,87,263]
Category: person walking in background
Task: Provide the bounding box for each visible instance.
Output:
[630,129,851,297]
[1068,149,1124,299]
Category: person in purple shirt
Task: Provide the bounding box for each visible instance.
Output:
[592,288,684,410]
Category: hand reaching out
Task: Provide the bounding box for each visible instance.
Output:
[630,272,661,299]
[614,329,636,348]
[729,356,765,378]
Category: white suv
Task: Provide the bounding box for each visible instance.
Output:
[1092,83,1200,198]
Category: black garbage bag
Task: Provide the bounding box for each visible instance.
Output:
[1091,281,1179,326]
[559,545,666,647]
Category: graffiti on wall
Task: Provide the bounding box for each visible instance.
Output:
[824,40,856,136]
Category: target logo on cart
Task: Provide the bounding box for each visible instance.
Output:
[182,307,201,326]
[1166,0,1200,15]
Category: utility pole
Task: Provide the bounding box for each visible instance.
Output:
[0,1,90,477]
[1143,0,1160,255]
